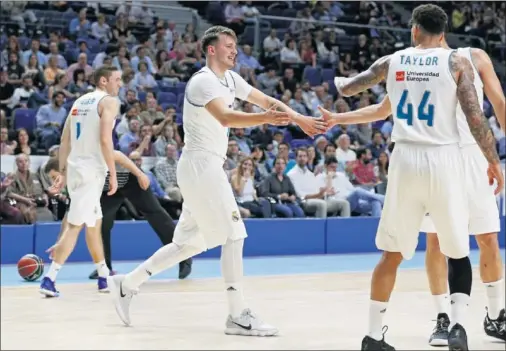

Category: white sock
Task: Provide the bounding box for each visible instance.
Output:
[368,300,388,341]
[433,293,450,316]
[221,239,246,318]
[46,262,62,282]
[95,260,110,278]
[450,293,470,329]
[485,279,504,320]
[123,242,198,290]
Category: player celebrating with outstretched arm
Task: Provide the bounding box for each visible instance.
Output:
[108,26,327,336]
[323,35,506,347]
[39,66,122,297]
[320,4,503,350]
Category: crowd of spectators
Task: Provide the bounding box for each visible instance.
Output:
[1,1,505,225]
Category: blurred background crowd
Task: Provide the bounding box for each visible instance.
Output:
[1,1,505,225]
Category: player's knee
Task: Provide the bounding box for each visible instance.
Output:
[380,251,403,268]
[475,233,499,255]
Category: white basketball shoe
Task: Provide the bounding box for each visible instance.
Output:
[225,308,279,336]
[108,275,137,326]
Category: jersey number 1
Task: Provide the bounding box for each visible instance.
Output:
[76,122,82,140]
[396,90,434,127]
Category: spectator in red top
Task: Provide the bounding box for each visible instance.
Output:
[351,148,378,188]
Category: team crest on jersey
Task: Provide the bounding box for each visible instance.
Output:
[232,210,241,222]
[396,71,405,81]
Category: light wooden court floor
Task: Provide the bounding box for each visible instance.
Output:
[1,267,505,350]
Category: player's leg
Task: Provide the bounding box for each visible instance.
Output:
[421,215,451,346]
[464,144,504,340]
[428,145,471,351]
[362,145,426,351]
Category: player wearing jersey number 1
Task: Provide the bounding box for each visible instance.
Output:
[39,66,122,297]
[324,34,506,347]
[319,4,503,351]
[107,26,327,336]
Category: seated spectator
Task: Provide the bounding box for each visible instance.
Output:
[225,139,242,171]
[224,1,245,35]
[128,123,155,156]
[259,157,304,218]
[134,62,157,91]
[154,144,182,203]
[153,123,177,157]
[91,13,112,43]
[317,156,384,217]
[69,8,91,39]
[350,148,381,190]
[280,39,303,67]
[251,145,270,185]
[278,68,298,96]
[236,44,263,72]
[268,142,296,174]
[288,148,350,218]
[140,96,164,126]
[1,126,16,155]
[36,92,66,151]
[45,42,67,69]
[23,39,47,68]
[48,73,76,100]
[289,88,310,116]
[262,29,282,66]
[68,68,89,98]
[231,157,272,218]
[131,46,156,74]
[314,144,338,175]
[0,69,15,113]
[241,1,260,23]
[5,52,25,86]
[2,75,35,110]
[66,53,93,82]
[257,66,280,97]
[375,151,389,195]
[24,55,46,90]
[335,134,357,172]
[44,56,65,86]
[9,154,54,223]
[13,128,35,156]
[129,151,181,218]
[367,130,386,159]
[118,118,140,154]
[0,173,24,224]
[231,128,252,155]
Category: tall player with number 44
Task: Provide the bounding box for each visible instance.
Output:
[39,66,122,297]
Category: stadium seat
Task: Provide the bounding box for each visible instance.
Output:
[303,67,322,87]
[137,91,147,103]
[321,68,335,83]
[157,92,177,104]
[290,139,311,149]
[13,109,37,134]
[175,82,187,95]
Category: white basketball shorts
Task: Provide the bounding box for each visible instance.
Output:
[420,143,500,235]
[376,143,470,260]
[173,151,247,251]
[66,162,106,228]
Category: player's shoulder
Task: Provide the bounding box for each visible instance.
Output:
[188,68,216,85]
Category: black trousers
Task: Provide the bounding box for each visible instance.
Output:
[100,174,176,270]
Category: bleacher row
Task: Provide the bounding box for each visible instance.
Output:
[2,214,505,265]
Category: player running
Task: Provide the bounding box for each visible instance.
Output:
[319,4,503,351]
[39,66,122,297]
[107,26,327,336]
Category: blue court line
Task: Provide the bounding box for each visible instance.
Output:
[1,250,501,287]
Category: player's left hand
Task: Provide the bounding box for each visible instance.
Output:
[264,104,291,126]
[136,172,150,190]
[487,163,504,195]
[51,174,66,193]
[317,106,338,131]
[46,240,62,260]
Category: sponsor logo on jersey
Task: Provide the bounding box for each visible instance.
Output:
[396,71,405,81]
[71,108,78,116]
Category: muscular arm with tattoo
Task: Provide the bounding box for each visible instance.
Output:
[334,55,391,97]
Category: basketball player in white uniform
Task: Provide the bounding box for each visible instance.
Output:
[107,26,326,336]
[39,66,122,297]
[323,42,506,345]
[319,4,503,351]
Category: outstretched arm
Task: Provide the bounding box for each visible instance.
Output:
[450,52,500,165]
[473,48,506,132]
[335,55,391,97]
[318,96,391,127]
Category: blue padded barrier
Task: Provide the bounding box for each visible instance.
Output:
[1,225,35,264]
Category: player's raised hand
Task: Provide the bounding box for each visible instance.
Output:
[264,103,291,126]
[136,172,150,190]
[294,115,328,138]
[316,106,339,130]
[487,163,504,195]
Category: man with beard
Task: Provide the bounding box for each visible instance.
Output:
[35,91,67,152]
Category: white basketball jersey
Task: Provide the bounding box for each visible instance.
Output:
[182,67,237,160]
[67,89,111,175]
[455,47,484,146]
[387,47,460,145]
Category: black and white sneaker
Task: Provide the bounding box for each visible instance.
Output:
[361,326,395,350]
[428,313,450,346]
[484,308,506,342]
[448,323,468,351]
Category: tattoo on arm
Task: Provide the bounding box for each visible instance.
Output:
[341,55,391,96]
[450,52,500,164]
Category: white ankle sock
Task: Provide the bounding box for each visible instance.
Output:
[433,293,450,316]
[368,300,388,341]
[95,260,110,278]
[123,243,198,290]
[221,239,246,318]
[485,279,504,320]
[46,262,62,282]
[450,293,470,329]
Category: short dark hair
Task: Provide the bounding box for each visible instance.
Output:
[93,65,119,85]
[201,26,237,55]
[325,156,338,166]
[410,4,448,35]
[44,158,59,173]
[356,147,370,159]
[296,147,308,157]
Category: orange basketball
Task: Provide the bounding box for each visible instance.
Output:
[17,254,44,282]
